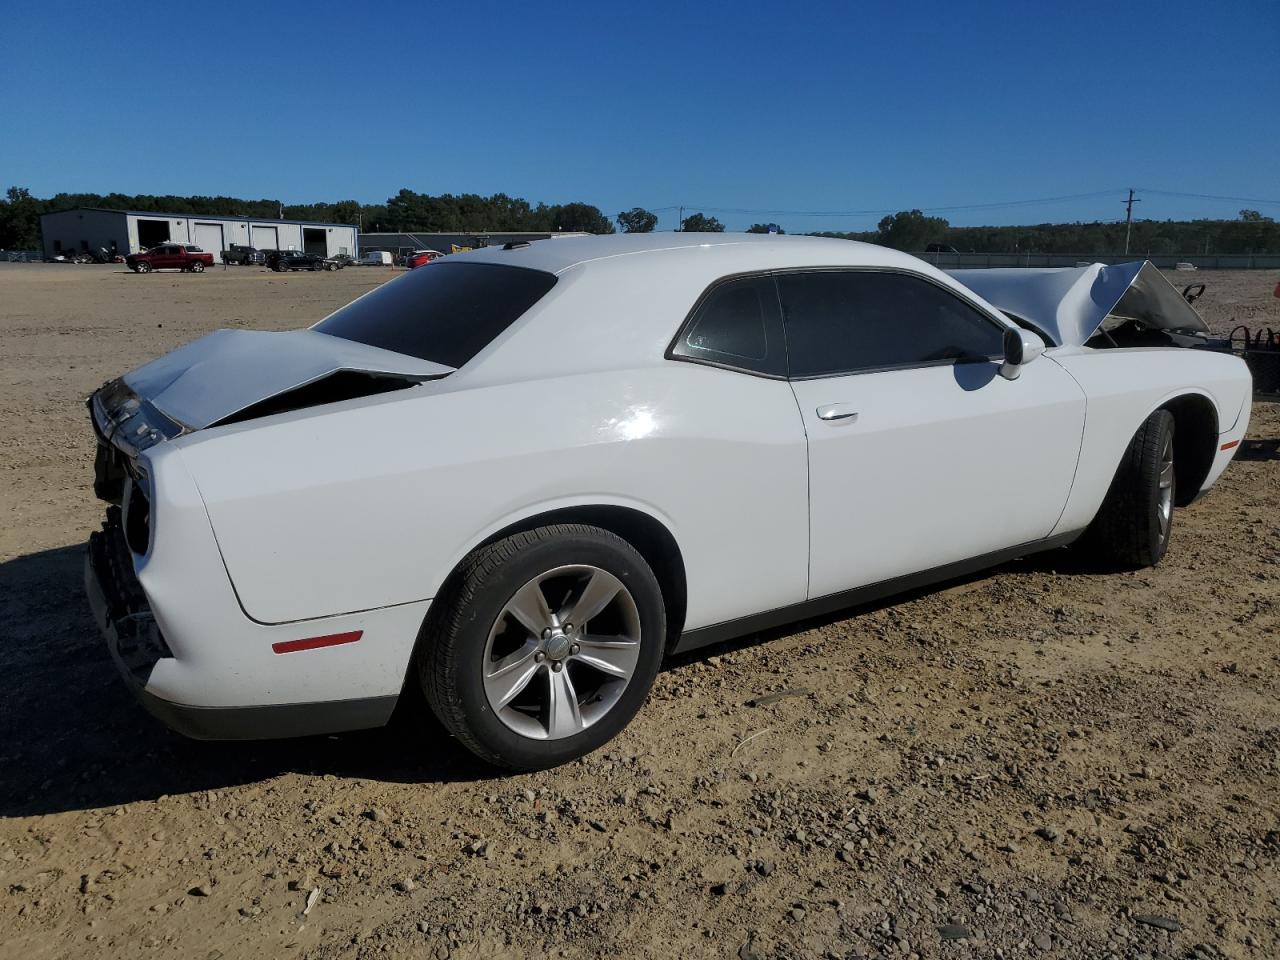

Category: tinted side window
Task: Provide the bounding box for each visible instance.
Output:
[314,262,557,368]
[671,275,785,376]
[778,271,1005,378]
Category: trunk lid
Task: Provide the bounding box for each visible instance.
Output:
[120,328,454,431]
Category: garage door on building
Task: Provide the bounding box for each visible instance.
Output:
[251,225,279,252]
[193,223,225,262]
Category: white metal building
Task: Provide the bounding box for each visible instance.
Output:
[39,208,359,263]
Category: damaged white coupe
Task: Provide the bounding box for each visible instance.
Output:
[85,234,1251,769]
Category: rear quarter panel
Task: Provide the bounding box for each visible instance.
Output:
[1048,346,1251,535]
[173,364,810,630]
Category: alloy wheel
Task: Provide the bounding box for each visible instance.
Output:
[482,565,641,740]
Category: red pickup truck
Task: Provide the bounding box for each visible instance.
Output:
[125,243,215,274]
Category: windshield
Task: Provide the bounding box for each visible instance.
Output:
[313,261,557,368]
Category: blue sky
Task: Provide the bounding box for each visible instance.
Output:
[2,0,1276,232]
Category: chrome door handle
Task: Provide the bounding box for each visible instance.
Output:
[816,403,859,423]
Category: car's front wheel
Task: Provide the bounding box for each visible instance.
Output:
[191,261,205,273]
[134,262,151,273]
[1080,408,1176,567]
[420,524,665,770]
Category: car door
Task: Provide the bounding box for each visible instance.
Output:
[779,269,1086,600]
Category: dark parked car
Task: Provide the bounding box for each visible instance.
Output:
[223,244,266,265]
[266,250,329,272]
[125,244,215,273]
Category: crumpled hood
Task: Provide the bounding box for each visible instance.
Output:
[947,261,1210,347]
[122,328,454,430]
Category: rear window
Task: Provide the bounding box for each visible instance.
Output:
[313,262,557,368]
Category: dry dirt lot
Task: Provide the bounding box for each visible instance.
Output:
[0,262,1277,960]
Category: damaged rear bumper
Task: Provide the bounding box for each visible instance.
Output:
[84,509,397,740]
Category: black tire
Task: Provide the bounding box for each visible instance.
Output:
[135,262,151,273]
[191,261,205,273]
[1080,409,1176,568]
[419,524,666,770]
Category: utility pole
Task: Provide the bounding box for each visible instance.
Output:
[678,206,684,232]
[1123,188,1140,255]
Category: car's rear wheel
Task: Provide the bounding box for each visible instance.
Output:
[1080,409,1176,568]
[420,524,665,770]
[191,261,205,272]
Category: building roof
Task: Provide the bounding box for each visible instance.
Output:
[40,207,357,229]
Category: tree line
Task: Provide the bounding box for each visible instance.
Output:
[814,208,1280,256]
[2,186,1276,255]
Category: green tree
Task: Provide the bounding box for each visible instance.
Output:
[616,207,658,233]
[680,212,724,232]
[746,223,784,234]
[0,187,44,250]
[875,209,949,251]
[546,202,614,234]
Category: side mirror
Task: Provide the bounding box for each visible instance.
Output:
[1000,327,1045,380]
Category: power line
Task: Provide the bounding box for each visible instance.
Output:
[659,190,1122,219]
[648,188,1280,223]
[1136,188,1280,206]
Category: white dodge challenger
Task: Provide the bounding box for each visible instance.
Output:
[85,234,1251,769]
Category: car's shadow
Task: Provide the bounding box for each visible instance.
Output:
[1,539,1117,818]
[1238,437,1280,462]
[0,545,495,819]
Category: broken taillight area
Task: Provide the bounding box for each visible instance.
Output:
[87,507,173,684]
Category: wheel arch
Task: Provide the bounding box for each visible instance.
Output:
[426,503,688,654]
[1156,392,1218,506]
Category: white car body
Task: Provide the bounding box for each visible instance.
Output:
[85,234,1251,739]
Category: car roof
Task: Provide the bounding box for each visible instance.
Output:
[459,232,912,276]
[450,233,1015,384]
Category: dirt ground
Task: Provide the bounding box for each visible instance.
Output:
[0,262,1277,960]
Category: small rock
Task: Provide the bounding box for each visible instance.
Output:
[1133,914,1181,932]
[1035,826,1060,842]
[1032,931,1053,950]
[363,808,384,823]
[938,924,972,940]
[188,884,212,897]
[789,906,806,922]
[392,878,416,893]
[755,859,775,877]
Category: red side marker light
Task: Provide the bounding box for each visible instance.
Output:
[272,630,363,655]
[1220,440,1240,451]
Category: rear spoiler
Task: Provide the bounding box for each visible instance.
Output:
[947,261,1210,347]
